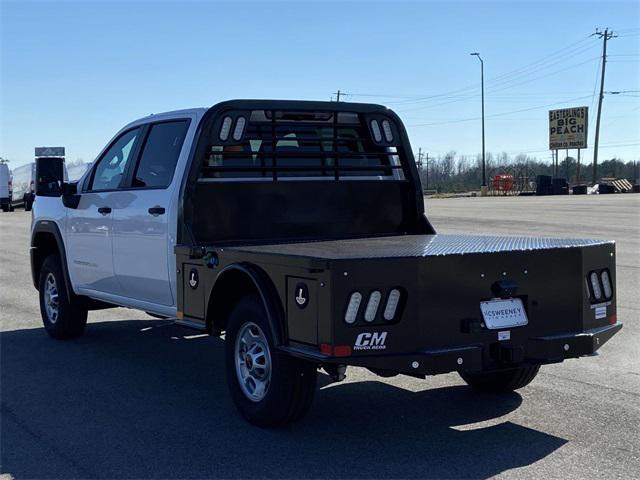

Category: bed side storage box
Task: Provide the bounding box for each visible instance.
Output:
[175,245,206,321]
[183,263,206,320]
[286,276,319,345]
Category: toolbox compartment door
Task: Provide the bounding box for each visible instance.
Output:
[286,277,318,345]
[182,263,205,320]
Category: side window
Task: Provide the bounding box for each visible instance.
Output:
[132,120,190,188]
[90,128,140,191]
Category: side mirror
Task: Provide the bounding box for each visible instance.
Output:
[62,182,81,209]
[35,157,65,197]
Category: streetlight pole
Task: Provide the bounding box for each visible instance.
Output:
[470,52,487,195]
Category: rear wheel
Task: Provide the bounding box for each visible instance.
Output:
[24,195,33,211]
[225,295,317,427]
[39,255,88,339]
[459,365,540,392]
[1,204,8,212]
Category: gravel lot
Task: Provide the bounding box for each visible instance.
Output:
[1,194,639,479]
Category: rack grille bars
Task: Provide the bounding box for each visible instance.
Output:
[202,165,404,172]
[206,109,404,181]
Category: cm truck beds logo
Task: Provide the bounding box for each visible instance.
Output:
[354,332,387,351]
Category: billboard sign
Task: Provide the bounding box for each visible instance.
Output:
[549,107,588,149]
[35,147,65,157]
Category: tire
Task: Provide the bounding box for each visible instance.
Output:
[225,295,317,428]
[1,204,8,213]
[459,365,540,393]
[39,255,88,339]
[24,195,32,211]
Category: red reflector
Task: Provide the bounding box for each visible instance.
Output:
[608,314,617,325]
[319,344,352,357]
[333,345,352,357]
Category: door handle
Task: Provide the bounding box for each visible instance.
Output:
[97,207,112,215]
[148,206,165,216]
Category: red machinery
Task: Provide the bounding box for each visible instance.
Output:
[492,174,514,193]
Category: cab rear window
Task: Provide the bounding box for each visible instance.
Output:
[199,110,405,181]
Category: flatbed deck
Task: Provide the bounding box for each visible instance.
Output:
[226,234,612,260]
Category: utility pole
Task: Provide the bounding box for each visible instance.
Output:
[470,52,486,195]
[334,90,342,102]
[425,153,429,190]
[417,148,425,190]
[592,28,616,185]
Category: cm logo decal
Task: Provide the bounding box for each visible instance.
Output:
[354,332,387,351]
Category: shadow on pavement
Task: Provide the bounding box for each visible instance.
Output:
[1,319,567,479]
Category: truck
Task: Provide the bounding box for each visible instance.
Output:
[31,100,621,427]
[11,162,36,211]
[0,162,11,212]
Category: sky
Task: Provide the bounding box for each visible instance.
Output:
[1,0,639,169]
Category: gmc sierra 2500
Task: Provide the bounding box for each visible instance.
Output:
[31,100,621,427]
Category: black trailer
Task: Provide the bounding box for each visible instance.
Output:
[174,100,620,427]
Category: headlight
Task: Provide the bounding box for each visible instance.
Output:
[383,288,401,321]
[364,291,382,322]
[344,292,362,324]
[590,271,603,300]
[600,270,612,299]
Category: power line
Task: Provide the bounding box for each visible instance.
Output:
[484,57,600,95]
[385,36,598,106]
[391,56,600,114]
[481,43,599,91]
[340,34,610,108]
[407,95,593,127]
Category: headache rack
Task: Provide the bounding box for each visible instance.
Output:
[199,109,408,181]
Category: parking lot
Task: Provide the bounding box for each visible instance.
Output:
[1,194,639,479]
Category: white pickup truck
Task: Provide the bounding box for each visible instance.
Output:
[31,100,620,427]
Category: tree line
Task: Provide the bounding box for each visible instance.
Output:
[415,151,639,193]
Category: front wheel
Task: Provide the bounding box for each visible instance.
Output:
[39,255,88,339]
[459,365,540,392]
[225,296,317,427]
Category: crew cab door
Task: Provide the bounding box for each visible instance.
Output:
[66,127,142,295]
[112,120,190,306]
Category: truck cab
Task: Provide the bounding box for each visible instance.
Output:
[31,100,621,427]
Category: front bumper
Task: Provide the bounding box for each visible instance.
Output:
[284,322,622,376]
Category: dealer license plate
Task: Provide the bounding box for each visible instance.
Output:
[480,298,528,330]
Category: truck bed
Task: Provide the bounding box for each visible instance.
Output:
[226,234,611,260]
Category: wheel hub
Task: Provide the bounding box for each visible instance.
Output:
[235,322,272,402]
[43,273,59,324]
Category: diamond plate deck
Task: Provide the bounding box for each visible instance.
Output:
[228,234,612,260]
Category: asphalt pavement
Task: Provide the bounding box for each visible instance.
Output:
[1,194,639,479]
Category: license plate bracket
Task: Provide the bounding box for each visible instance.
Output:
[480,298,528,330]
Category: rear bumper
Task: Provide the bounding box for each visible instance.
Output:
[283,322,622,376]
